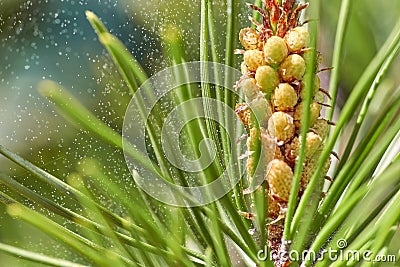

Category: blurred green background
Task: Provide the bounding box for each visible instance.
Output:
[0,0,399,265]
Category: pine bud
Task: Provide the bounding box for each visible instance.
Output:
[244,50,265,71]
[294,102,321,129]
[266,159,293,201]
[272,83,298,111]
[311,119,329,140]
[255,65,280,98]
[239,27,261,50]
[235,3,332,266]
[284,26,310,53]
[279,54,306,82]
[300,75,320,98]
[304,132,322,158]
[268,112,295,143]
[284,132,322,162]
[314,91,325,104]
[263,36,288,65]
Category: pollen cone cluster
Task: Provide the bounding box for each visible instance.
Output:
[235,1,331,266]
